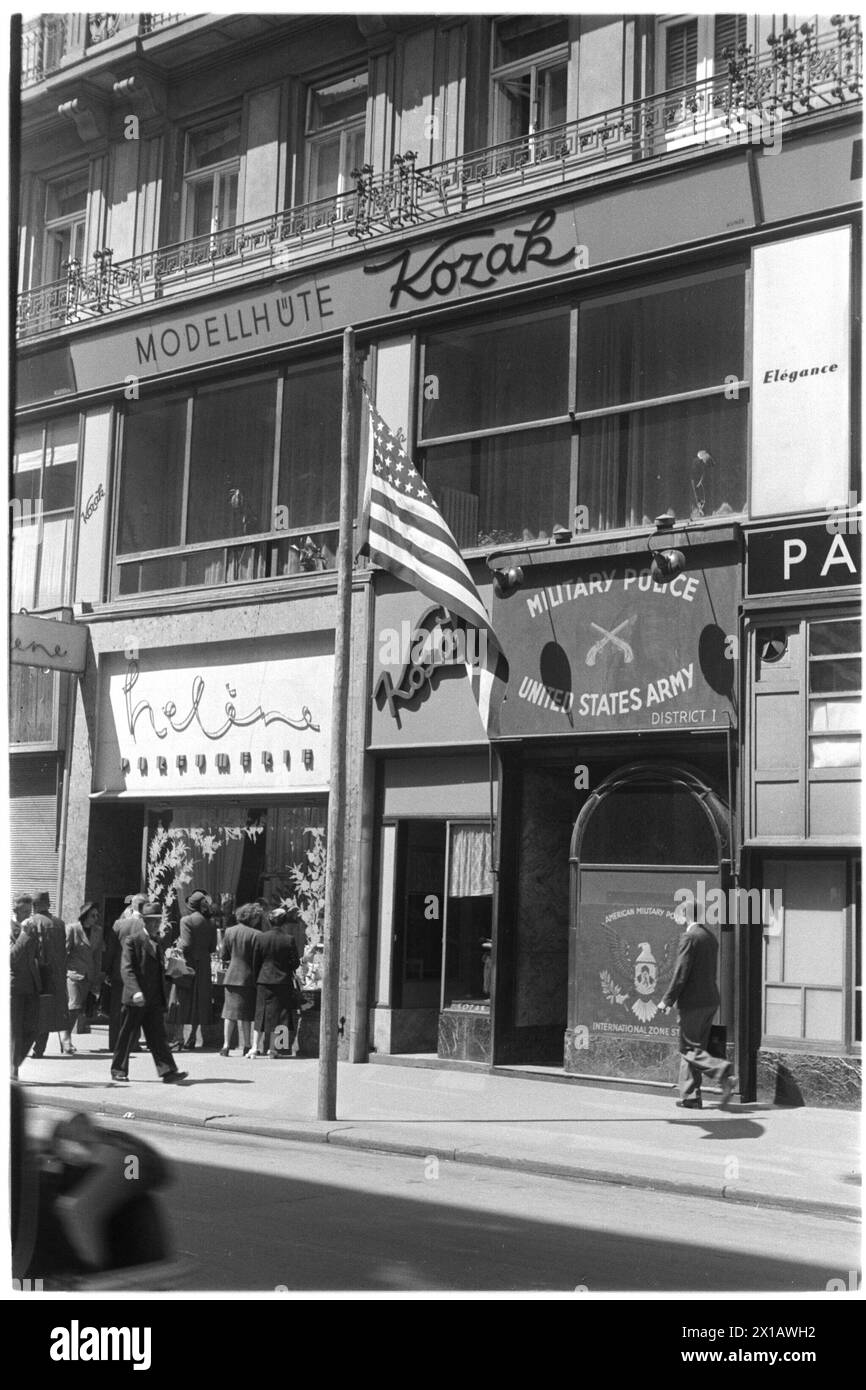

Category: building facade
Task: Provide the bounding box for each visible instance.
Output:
[11,13,861,1101]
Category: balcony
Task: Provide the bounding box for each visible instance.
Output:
[21,14,189,87]
[16,19,861,341]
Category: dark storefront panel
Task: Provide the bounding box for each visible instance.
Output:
[9,755,60,898]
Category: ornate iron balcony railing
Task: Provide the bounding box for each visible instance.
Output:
[17,20,861,339]
[21,13,190,86]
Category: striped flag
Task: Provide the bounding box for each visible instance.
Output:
[360,397,508,737]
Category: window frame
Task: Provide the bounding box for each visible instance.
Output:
[181,112,242,243]
[110,359,344,600]
[490,16,570,147]
[760,855,859,1052]
[416,260,750,552]
[42,169,88,283]
[304,71,368,208]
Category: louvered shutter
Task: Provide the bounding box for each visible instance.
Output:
[9,756,60,899]
[665,20,698,89]
[714,14,748,70]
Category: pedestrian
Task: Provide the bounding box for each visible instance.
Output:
[30,890,74,1057]
[103,895,146,1052]
[66,903,104,1038]
[219,902,264,1056]
[110,900,187,1085]
[658,902,735,1109]
[10,896,41,1078]
[250,907,301,1058]
[171,890,217,1051]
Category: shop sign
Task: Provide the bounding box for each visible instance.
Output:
[746,521,861,596]
[95,649,332,794]
[10,611,88,674]
[58,206,578,398]
[576,904,682,1041]
[493,547,740,738]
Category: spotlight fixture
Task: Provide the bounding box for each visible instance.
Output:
[492,564,524,596]
[648,513,686,583]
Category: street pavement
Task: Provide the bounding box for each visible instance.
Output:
[17,1027,861,1223]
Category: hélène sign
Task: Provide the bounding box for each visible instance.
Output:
[54,207,579,398]
[493,545,740,737]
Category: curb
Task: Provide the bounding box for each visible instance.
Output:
[27,1093,860,1225]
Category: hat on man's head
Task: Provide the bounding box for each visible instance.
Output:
[78,902,98,923]
[33,891,50,908]
[187,890,208,910]
[13,894,33,910]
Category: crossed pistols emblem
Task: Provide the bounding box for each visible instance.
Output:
[585,616,637,666]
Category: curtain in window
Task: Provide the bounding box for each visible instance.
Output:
[427,426,571,546]
[11,524,39,610]
[448,824,493,897]
[36,515,71,607]
[280,362,342,529]
[188,379,275,546]
[170,805,248,910]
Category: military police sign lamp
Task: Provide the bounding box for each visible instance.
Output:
[648,513,686,584]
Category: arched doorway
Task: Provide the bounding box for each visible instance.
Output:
[565,762,732,1081]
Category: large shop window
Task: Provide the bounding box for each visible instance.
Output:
[762,859,857,1047]
[114,359,341,596]
[394,820,493,1011]
[419,266,747,547]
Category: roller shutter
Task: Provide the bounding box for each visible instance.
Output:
[9,755,61,899]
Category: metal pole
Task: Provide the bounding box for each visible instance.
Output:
[318,326,356,1120]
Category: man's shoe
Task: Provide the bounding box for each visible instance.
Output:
[676,1098,702,1109]
[110,1070,128,1081]
[163,1069,188,1084]
[719,1071,736,1108]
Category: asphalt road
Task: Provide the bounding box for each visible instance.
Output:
[25,1107,860,1295]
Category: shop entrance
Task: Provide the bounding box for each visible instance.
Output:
[566,762,732,1081]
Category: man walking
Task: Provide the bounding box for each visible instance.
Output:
[659,902,735,1110]
[104,895,146,1051]
[111,901,187,1085]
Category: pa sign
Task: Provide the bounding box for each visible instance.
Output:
[747,522,861,596]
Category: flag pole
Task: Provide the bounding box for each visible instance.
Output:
[318,325,356,1121]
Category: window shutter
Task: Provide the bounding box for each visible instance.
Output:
[665,20,698,89]
[714,14,748,71]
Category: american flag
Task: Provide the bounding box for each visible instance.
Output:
[360,398,508,737]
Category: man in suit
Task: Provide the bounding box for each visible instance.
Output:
[103,895,146,1052]
[659,900,735,1109]
[111,901,187,1084]
[30,890,73,1057]
[10,895,41,1078]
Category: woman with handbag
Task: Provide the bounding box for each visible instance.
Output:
[250,907,301,1058]
[219,902,263,1056]
[65,903,104,1038]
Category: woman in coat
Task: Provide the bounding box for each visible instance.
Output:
[65,902,104,1037]
[172,890,217,1051]
[219,902,263,1056]
[250,908,300,1058]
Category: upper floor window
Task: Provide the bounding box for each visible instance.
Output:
[12,414,79,610]
[492,15,569,148]
[43,170,88,282]
[305,73,367,206]
[183,114,241,241]
[113,358,344,597]
[418,264,748,547]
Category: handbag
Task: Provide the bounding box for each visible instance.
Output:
[164,945,195,984]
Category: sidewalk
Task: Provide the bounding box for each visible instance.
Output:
[17,1028,861,1221]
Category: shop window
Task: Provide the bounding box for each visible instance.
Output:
[114,358,342,596]
[491,15,569,154]
[305,73,367,207]
[749,613,861,842]
[762,859,853,1045]
[43,169,88,282]
[393,820,493,1011]
[418,266,747,546]
[11,415,79,746]
[182,114,241,242]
